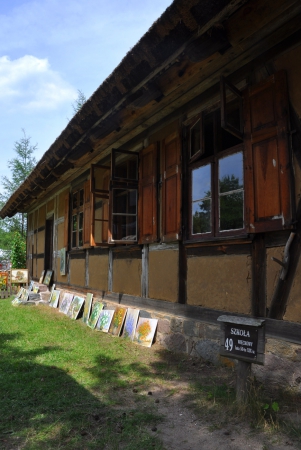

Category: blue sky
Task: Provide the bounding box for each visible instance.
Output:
[0,0,172,192]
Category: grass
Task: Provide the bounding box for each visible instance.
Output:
[0,298,301,449]
[0,299,167,450]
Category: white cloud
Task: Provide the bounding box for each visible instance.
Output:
[0,55,77,110]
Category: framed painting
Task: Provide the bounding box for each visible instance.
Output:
[82,293,93,324]
[96,310,114,333]
[39,270,45,284]
[87,302,104,329]
[122,309,140,340]
[133,318,158,347]
[67,296,85,320]
[59,292,73,314]
[11,269,28,284]
[60,248,66,276]
[43,270,53,286]
[0,272,8,290]
[109,307,127,336]
[33,286,39,294]
[49,290,60,308]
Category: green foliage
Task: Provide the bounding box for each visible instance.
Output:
[0,130,37,254]
[72,89,87,115]
[10,232,26,269]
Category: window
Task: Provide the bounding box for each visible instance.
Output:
[187,70,293,241]
[189,109,244,239]
[71,186,84,248]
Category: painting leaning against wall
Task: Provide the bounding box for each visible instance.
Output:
[87,302,104,329]
[82,293,93,324]
[122,309,140,340]
[133,318,158,347]
[68,296,85,320]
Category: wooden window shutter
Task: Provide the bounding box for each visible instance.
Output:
[162,131,182,242]
[138,143,158,244]
[244,70,293,233]
[83,180,91,247]
[64,192,69,248]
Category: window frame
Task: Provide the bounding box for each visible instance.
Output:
[71,185,85,249]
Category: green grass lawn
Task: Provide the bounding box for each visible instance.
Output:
[0,299,167,450]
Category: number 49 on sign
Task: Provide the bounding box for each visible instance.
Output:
[224,338,233,352]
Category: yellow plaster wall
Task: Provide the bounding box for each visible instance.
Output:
[113,258,141,296]
[58,189,69,218]
[57,222,65,250]
[88,254,108,291]
[187,254,251,314]
[37,230,45,254]
[70,258,85,287]
[37,259,44,279]
[149,249,178,302]
[266,246,284,309]
[47,198,55,214]
[38,205,46,227]
[56,259,68,283]
[284,255,301,323]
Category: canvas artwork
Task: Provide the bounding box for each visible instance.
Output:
[122,309,140,340]
[49,290,60,308]
[16,287,25,299]
[59,292,74,314]
[0,272,8,290]
[43,270,53,286]
[96,310,114,333]
[60,248,66,276]
[39,270,45,283]
[133,318,158,347]
[67,296,85,320]
[87,302,104,329]
[109,307,127,336]
[82,293,93,324]
[20,289,29,302]
[11,269,28,284]
[33,286,39,294]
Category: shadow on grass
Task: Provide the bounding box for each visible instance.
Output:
[0,332,163,450]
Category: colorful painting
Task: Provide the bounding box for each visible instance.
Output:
[43,270,53,286]
[109,307,127,336]
[67,296,85,320]
[39,270,45,283]
[16,287,25,299]
[20,288,29,302]
[133,318,158,347]
[11,269,28,284]
[87,302,104,329]
[59,292,73,314]
[96,310,114,333]
[82,293,93,324]
[60,248,66,275]
[33,286,39,294]
[49,290,60,308]
[122,309,140,340]
[0,272,8,290]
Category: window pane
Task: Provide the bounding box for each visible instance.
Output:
[220,192,244,231]
[78,231,83,247]
[72,192,78,209]
[219,151,244,231]
[190,119,201,158]
[72,215,77,231]
[79,212,83,231]
[114,152,138,181]
[112,215,137,241]
[219,152,243,193]
[192,199,211,234]
[79,189,84,207]
[72,231,77,247]
[113,189,137,215]
[192,164,211,201]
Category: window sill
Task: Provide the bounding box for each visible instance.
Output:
[184,234,252,248]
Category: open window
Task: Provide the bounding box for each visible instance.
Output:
[90,164,110,246]
[110,149,139,243]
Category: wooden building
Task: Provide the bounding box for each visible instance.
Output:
[2,0,301,388]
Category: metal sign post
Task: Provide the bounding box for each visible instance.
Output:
[217,315,266,403]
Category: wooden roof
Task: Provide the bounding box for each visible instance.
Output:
[2,0,301,218]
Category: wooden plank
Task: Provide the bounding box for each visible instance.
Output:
[186,243,251,257]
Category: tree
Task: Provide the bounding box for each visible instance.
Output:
[10,232,26,269]
[0,130,37,255]
[72,89,87,115]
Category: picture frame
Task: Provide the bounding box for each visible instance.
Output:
[11,269,28,284]
[43,270,53,286]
